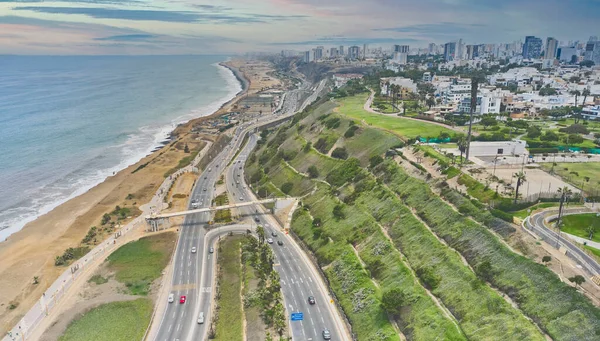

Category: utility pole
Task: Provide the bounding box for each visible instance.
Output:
[465,78,478,162]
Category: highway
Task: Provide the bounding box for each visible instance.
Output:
[526,208,600,277]
[152,75,347,341]
[225,133,348,340]
[153,144,231,341]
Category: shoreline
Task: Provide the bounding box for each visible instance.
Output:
[0,58,264,335]
[0,61,244,244]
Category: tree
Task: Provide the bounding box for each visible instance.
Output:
[542,256,551,264]
[568,275,586,288]
[426,97,436,109]
[527,126,542,139]
[557,186,573,227]
[331,147,348,160]
[513,171,527,204]
[307,165,319,178]
[281,182,293,195]
[332,204,345,220]
[312,217,322,227]
[579,60,595,68]
[256,225,265,244]
[582,88,591,107]
[540,131,559,141]
[369,155,384,168]
[571,90,581,106]
[303,142,312,152]
[457,136,468,163]
[184,144,190,153]
[480,116,498,129]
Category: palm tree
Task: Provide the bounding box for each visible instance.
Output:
[582,88,591,107]
[513,171,527,204]
[556,186,573,227]
[457,137,468,163]
[385,81,391,99]
[571,90,581,107]
[256,225,265,244]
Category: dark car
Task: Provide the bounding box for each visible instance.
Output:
[277,240,284,246]
[308,296,315,305]
[271,231,278,237]
[254,217,260,223]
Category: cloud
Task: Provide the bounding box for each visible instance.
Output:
[13,6,308,23]
[94,33,157,41]
[268,36,420,46]
[0,0,142,4]
[374,22,486,35]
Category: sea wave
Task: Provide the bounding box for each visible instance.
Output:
[0,62,242,243]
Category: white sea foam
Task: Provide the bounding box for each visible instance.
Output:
[0,62,242,243]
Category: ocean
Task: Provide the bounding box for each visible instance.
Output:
[0,55,242,242]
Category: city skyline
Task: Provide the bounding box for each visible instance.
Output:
[0,0,599,54]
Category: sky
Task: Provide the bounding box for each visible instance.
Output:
[0,0,599,54]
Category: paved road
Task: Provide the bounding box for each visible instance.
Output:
[153,146,231,341]
[225,133,349,340]
[153,75,345,341]
[526,208,600,277]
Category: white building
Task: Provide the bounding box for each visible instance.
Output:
[582,105,600,120]
[469,140,527,157]
[457,95,501,115]
[444,78,472,104]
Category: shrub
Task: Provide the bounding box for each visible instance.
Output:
[559,124,589,135]
[331,147,349,160]
[369,155,384,168]
[281,182,294,195]
[332,204,345,220]
[307,165,319,178]
[344,125,359,138]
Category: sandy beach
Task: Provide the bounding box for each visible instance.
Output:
[0,58,282,334]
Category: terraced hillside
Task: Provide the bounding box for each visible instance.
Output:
[245,95,600,341]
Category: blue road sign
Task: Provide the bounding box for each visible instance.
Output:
[290,312,304,321]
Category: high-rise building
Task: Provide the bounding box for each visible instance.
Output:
[444,42,457,61]
[313,46,324,60]
[558,46,577,63]
[545,37,558,60]
[303,51,312,63]
[466,45,483,60]
[339,45,345,56]
[363,44,368,58]
[522,36,543,59]
[456,38,464,60]
[348,45,360,60]
[585,40,600,65]
[394,45,410,53]
[392,52,408,65]
[428,43,436,55]
[329,47,338,58]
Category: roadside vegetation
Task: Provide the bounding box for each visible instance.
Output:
[59,298,152,341]
[540,162,600,197]
[213,193,233,223]
[212,236,244,341]
[106,232,176,295]
[246,91,600,340]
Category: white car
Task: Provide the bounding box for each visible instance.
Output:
[168,293,174,303]
[267,238,273,244]
[191,247,197,253]
[239,197,244,201]
[197,312,205,324]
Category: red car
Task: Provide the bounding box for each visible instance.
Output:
[180,295,186,304]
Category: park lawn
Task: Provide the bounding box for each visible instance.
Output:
[59,298,152,341]
[437,143,457,149]
[213,236,244,341]
[561,213,600,243]
[584,245,600,262]
[336,95,453,139]
[540,162,600,194]
[107,232,176,295]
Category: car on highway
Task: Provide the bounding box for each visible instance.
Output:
[271,231,277,237]
[322,329,331,340]
[168,293,174,303]
[191,199,199,208]
[209,247,214,253]
[239,197,244,201]
[267,238,273,244]
[203,188,207,191]
[191,247,197,253]
[197,312,204,324]
[179,295,186,304]
[308,296,315,305]
[239,166,242,169]
[277,240,284,246]
[254,217,260,223]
